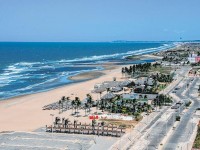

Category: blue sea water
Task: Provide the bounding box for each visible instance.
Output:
[0,42,177,100]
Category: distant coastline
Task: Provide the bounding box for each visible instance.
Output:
[0,42,178,100]
[0,42,181,133]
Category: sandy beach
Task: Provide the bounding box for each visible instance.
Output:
[0,65,123,132]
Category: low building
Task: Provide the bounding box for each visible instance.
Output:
[122,93,157,100]
[188,53,200,63]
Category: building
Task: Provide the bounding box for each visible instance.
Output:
[188,53,200,63]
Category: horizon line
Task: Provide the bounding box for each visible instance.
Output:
[0,40,199,43]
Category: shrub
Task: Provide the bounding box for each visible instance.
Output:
[176,116,181,121]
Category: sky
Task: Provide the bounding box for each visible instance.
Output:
[0,0,200,42]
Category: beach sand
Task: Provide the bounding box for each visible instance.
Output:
[69,71,105,81]
[0,65,124,132]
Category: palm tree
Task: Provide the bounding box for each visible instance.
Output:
[66,97,70,110]
[84,103,88,116]
[74,97,81,116]
[86,94,93,112]
[71,100,76,115]
[64,118,70,128]
[60,96,66,113]
[58,99,62,114]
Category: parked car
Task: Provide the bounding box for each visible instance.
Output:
[174,87,180,90]
[171,105,179,109]
[176,101,183,105]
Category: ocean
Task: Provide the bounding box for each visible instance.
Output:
[0,42,177,100]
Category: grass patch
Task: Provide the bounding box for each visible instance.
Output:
[156,83,168,92]
[150,66,172,74]
[99,119,137,129]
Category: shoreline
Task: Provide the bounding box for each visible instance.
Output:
[0,62,118,101]
[0,44,179,132]
[0,42,178,102]
[0,64,123,132]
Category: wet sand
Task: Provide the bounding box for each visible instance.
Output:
[69,71,105,81]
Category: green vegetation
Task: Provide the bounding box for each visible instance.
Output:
[157,84,167,91]
[153,94,173,107]
[191,62,200,66]
[193,125,200,149]
[99,97,152,116]
[162,51,189,63]
[122,63,173,83]
[150,66,172,74]
[71,97,81,115]
[134,112,142,121]
[97,93,172,122]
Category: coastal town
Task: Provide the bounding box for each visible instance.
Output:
[0,42,200,150]
[1,0,200,149]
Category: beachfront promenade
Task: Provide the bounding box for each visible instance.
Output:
[0,131,95,150]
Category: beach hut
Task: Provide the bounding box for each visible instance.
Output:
[102,81,120,88]
[92,88,106,93]
[110,87,122,93]
[101,92,116,100]
[119,80,133,87]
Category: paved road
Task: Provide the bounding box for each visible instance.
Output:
[163,77,200,150]
[142,72,196,150]
[0,131,94,150]
[144,113,175,150]
[125,67,192,150]
[0,130,117,150]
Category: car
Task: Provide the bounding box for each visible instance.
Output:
[174,87,180,90]
[171,105,179,109]
[172,90,176,93]
[176,101,183,105]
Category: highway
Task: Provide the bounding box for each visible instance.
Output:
[110,66,199,150]
[124,67,191,150]
[163,77,200,149]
